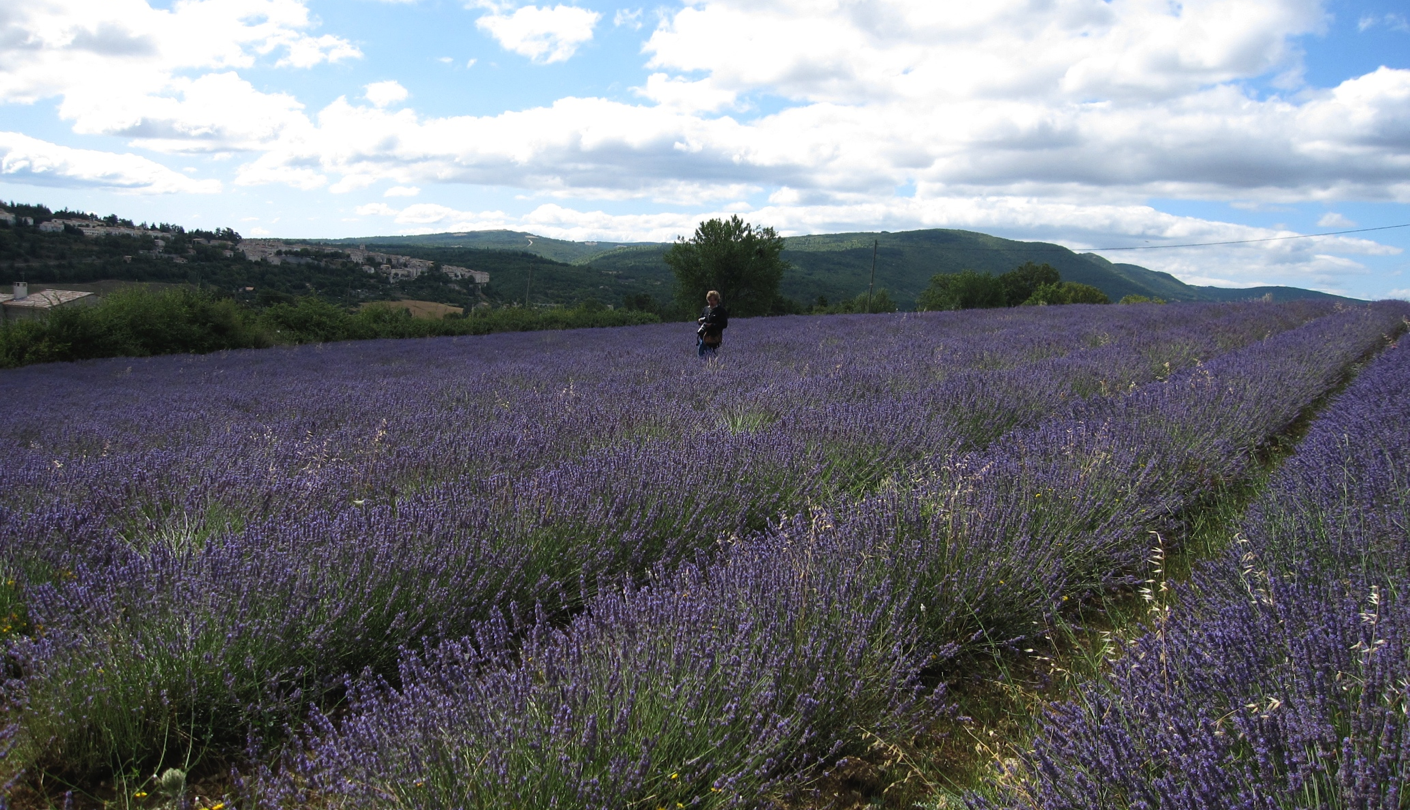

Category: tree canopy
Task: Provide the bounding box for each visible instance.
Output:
[810,288,897,314]
[665,216,789,317]
[915,262,1110,310]
[1000,261,1062,305]
[915,269,1006,311]
[1025,281,1111,306]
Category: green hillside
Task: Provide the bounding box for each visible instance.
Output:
[1188,284,1351,303]
[4,198,1356,315]
[574,229,1298,309]
[355,227,1360,311]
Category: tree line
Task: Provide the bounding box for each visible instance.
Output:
[915,262,1113,309]
[0,288,656,369]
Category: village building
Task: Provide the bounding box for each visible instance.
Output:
[33,218,149,238]
[244,241,489,286]
[1,282,96,322]
[236,240,288,265]
[442,265,490,284]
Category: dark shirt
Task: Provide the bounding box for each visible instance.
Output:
[699,304,729,342]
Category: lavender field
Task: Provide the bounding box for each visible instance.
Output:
[1,300,1407,808]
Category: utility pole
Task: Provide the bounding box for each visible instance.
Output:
[866,239,878,313]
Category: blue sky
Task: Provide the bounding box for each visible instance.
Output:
[2,0,1408,299]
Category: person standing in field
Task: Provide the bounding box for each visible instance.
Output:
[697,290,728,357]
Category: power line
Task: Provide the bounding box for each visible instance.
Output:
[1089,222,1410,252]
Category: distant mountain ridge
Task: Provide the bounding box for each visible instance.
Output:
[324,227,1354,309]
[7,198,1351,310]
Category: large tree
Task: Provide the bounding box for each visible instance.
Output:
[999,261,1061,306]
[915,269,1006,311]
[666,216,788,317]
[916,262,1074,311]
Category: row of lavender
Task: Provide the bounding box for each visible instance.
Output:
[974,323,1410,807]
[258,303,1410,808]
[0,304,1331,783]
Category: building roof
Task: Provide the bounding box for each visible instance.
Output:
[0,289,95,309]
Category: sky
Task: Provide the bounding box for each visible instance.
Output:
[1,0,1408,300]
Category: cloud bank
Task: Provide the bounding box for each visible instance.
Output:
[161,0,1406,211]
[0,132,221,194]
[1,0,1407,294]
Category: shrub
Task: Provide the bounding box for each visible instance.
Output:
[810,288,898,314]
[0,287,268,367]
[1023,281,1111,306]
[257,297,353,343]
[916,269,1006,311]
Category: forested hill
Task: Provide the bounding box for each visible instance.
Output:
[336,227,1355,309]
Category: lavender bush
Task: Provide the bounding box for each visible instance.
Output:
[971,320,1410,809]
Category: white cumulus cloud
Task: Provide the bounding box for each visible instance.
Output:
[475,4,601,64]
[0,0,357,153]
[635,73,736,112]
[1317,212,1356,228]
[364,81,410,108]
[80,71,311,154]
[614,8,643,29]
[1358,13,1410,33]
[0,131,221,193]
